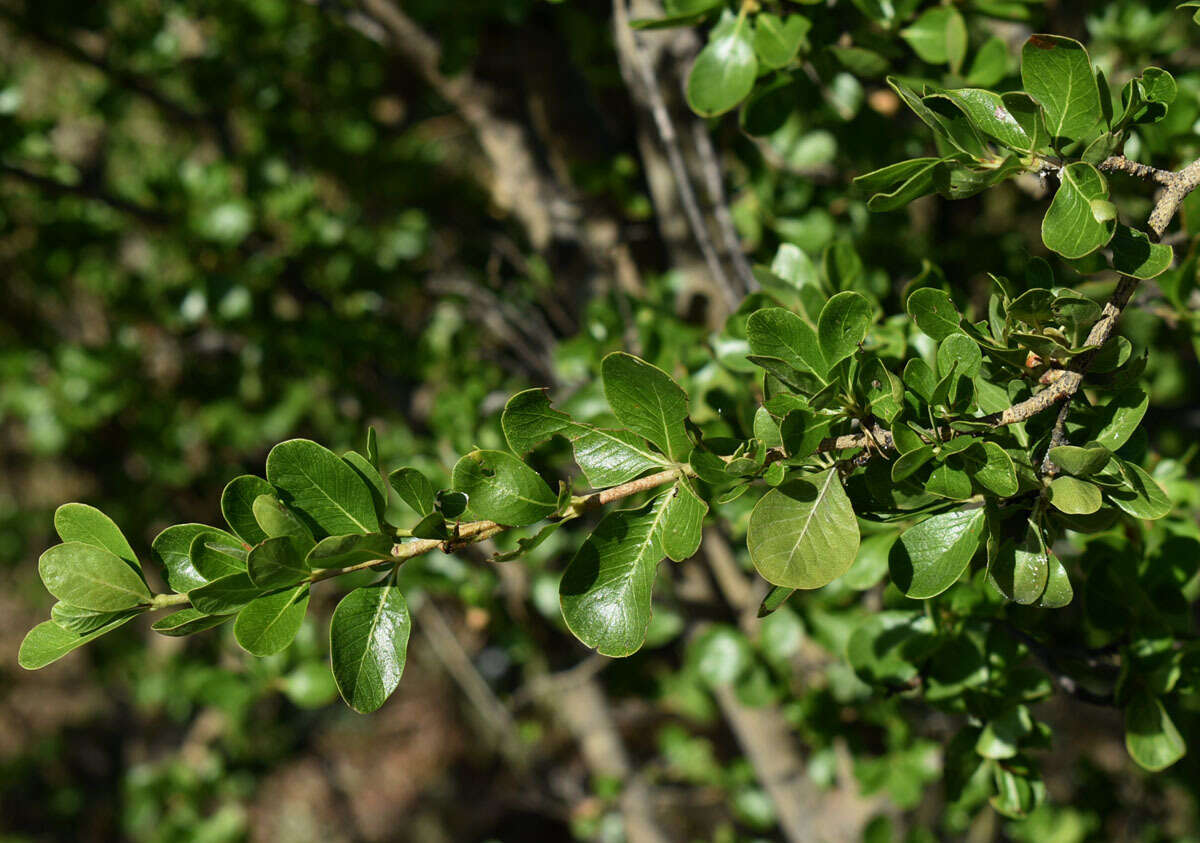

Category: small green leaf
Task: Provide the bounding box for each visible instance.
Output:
[901,6,967,71]
[976,706,1033,759]
[1038,554,1073,608]
[307,533,394,569]
[452,449,558,526]
[907,288,963,340]
[388,467,435,517]
[330,582,412,713]
[502,389,667,488]
[343,450,388,521]
[1125,691,1186,771]
[252,494,316,549]
[752,13,809,69]
[746,308,827,378]
[1042,163,1115,259]
[53,503,138,570]
[966,36,1009,87]
[747,469,860,590]
[266,439,380,537]
[889,508,986,599]
[965,443,1019,497]
[152,524,239,593]
[248,535,313,588]
[220,475,274,545]
[18,616,138,670]
[602,353,693,463]
[1109,460,1172,520]
[39,542,151,611]
[1110,225,1173,279]
[560,492,673,657]
[817,291,872,366]
[234,584,310,656]
[51,602,143,635]
[151,608,234,637]
[988,520,1050,605]
[1048,444,1110,476]
[1021,35,1102,145]
[892,446,934,483]
[660,480,708,562]
[190,533,247,580]
[1093,389,1149,451]
[847,611,937,685]
[1048,476,1103,515]
[686,21,757,117]
[937,334,982,379]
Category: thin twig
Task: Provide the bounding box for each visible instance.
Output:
[689,120,757,294]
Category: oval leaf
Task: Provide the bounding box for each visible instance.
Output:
[452,449,558,526]
[266,439,380,537]
[39,542,151,611]
[889,508,986,599]
[330,582,412,713]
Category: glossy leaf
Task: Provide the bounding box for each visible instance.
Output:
[266,439,380,537]
[38,542,151,611]
[248,535,312,588]
[388,467,435,517]
[18,616,138,670]
[151,609,234,637]
[1021,35,1102,144]
[330,582,412,713]
[452,449,558,526]
[559,492,672,657]
[1110,225,1173,279]
[1048,476,1103,515]
[817,291,872,366]
[234,585,310,656]
[189,572,261,615]
[601,352,692,463]
[890,507,986,599]
[907,288,963,340]
[1125,691,1186,771]
[53,503,138,570]
[746,307,827,377]
[307,533,394,569]
[151,524,238,593]
[1042,163,1114,259]
[660,480,707,562]
[747,470,860,590]
[220,475,274,545]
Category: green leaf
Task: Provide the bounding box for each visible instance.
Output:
[926,460,972,501]
[189,572,262,615]
[1042,163,1115,259]
[746,307,827,378]
[747,469,860,589]
[234,584,310,657]
[937,334,982,379]
[1038,554,1074,608]
[817,291,872,366]
[1093,389,1149,451]
[452,449,558,526]
[220,475,274,545]
[892,446,934,483]
[1020,35,1102,144]
[966,36,1009,87]
[976,706,1033,760]
[686,21,757,117]
[343,450,388,521]
[151,524,238,593]
[53,503,138,571]
[18,616,138,670]
[1110,225,1173,279]
[307,533,394,569]
[560,492,673,657]
[935,89,1032,153]
[39,542,151,611]
[252,494,316,548]
[1047,444,1110,476]
[901,6,967,71]
[889,507,986,599]
[247,535,312,588]
[151,609,234,637]
[757,584,796,618]
[988,520,1050,605]
[266,439,380,537]
[190,532,248,581]
[330,582,412,713]
[1109,460,1172,520]
[660,480,708,562]
[601,352,693,463]
[752,13,809,69]
[388,467,435,517]
[907,288,963,341]
[51,602,143,635]
[1125,691,1186,771]
[1048,476,1103,515]
[839,530,898,590]
[502,389,667,488]
[965,443,1019,497]
[855,158,941,212]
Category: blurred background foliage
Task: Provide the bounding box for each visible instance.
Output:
[3,0,1200,840]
